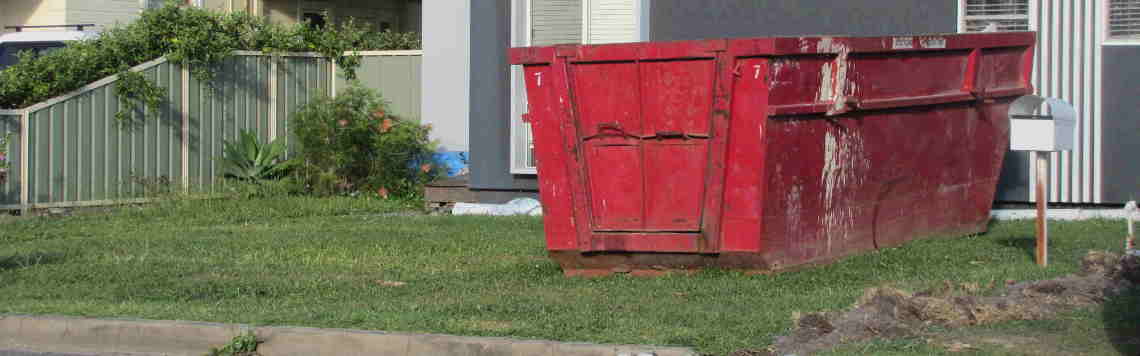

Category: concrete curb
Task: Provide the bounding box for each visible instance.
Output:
[0,315,697,356]
[990,208,1136,221]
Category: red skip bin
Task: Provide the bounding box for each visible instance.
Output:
[509,32,1036,277]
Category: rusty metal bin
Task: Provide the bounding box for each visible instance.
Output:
[508,33,1036,276]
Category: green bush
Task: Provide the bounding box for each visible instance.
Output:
[291,83,438,198]
[208,332,259,356]
[0,2,420,115]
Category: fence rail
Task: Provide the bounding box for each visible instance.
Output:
[0,50,422,211]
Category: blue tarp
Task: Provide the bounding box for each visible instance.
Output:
[432,151,469,177]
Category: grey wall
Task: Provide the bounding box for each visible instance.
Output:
[421,0,469,152]
[1101,46,1140,203]
[648,0,957,41]
[468,0,539,195]
[995,151,1032,202]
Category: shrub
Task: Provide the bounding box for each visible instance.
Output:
[0,2,421,117]
[291,83,438,198]
[0,133,12,185]
[218,129,291,181]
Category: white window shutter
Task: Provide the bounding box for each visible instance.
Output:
[962,0,1030,32]
[530,0,583,46]
[1110,0,1140,39]
[511,0,640,174]
[587,0,638,44]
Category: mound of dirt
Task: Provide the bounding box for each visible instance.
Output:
[739,251,1139,356]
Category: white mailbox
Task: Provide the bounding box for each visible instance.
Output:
[1008,95,1077,152]
[1007,95,1078,268]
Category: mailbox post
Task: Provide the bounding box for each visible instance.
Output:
[1009,95,1077,267]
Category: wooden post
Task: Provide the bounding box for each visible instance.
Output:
[1129,218,1135,251]
[181,63,191,192]
[329,59,338,98]
[1035,151,1049,267]
[268,58,278,141]
[1128,201,1136,251]
[19,110,29,215]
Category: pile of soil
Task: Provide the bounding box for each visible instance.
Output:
[732,251,1139,356]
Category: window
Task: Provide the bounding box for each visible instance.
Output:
[0,43,67,70]
[510,0,645,174]
[960,0,1030,32]
[1109,0,1140,40]
[302,12,327,29]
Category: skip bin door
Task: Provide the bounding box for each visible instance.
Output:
[571,59,716,235]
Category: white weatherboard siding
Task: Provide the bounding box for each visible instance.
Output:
[960,0,1106,204]
[1028,0,1104,203]
[1,0,68,31]
[67,0,143,30]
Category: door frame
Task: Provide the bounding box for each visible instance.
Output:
[559,53,733,254]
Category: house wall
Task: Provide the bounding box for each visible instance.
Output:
[66,0,143,30]
[467,0,959,200]
[1101,46,1140,203]
[647,0,957,40]
[1,0,68,32]
[468,0,541,197]
[2,0,144,34]
[201,0,230,12]
[469,0,1135,205]
[420,0,470,154]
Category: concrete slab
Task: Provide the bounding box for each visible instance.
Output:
[256,327,411,356]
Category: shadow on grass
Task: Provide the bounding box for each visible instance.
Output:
[0,252,66,271]
[1105,283,1140,355]
[991,236,1037,261]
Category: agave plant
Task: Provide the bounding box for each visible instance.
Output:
[219,129,291,181]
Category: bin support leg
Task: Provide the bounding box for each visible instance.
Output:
[1035,151,1048,267]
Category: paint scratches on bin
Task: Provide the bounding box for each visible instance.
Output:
[768,60,799,90]
[785,180,804,239]
[818,61,834,102]
[826,49,852,116]
[820,128,868,255]
[812,39,854,116]
[816,37,835,53]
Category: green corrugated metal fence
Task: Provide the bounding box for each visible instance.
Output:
[335,50,423,120]
[0,50,421,210]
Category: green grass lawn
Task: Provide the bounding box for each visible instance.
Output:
[0,197,1132,355]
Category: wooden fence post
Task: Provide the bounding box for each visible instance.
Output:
[268,57,278,141]
[330,58,338,98]
[181,63,191,192]
[19,110,29,214]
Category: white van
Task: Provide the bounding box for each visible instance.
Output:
[0,25,98,70]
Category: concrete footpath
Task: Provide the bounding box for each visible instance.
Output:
[0,315,697,356]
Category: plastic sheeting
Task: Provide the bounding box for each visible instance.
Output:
[452,198,542,216]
